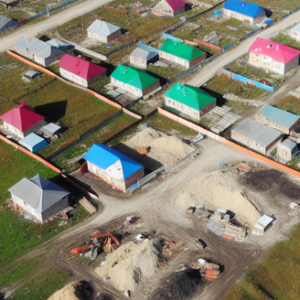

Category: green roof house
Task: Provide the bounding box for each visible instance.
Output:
[164,83,216,120]
[110,65,160,97]
[159,39,206,68]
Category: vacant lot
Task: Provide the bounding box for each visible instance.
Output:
[272,32,300,50]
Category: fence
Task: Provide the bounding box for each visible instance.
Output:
[219,68,274,92]
[193,39,221,52]
[172,65,198,81]
[138,41,159,54]
[187,0,226,21]
[162,32,183,41]
[138,166,165,186]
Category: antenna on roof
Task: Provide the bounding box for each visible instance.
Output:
[124,67,127,74]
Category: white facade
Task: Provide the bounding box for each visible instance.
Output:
[159,51,189,68]
[152,0,185,17]
[110,77,143,97]
[60,68,89,87]
[223,8,265,25]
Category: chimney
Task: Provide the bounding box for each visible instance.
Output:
[276,45,279,50]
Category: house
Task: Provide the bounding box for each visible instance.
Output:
[255,105,300,134]
[223,0,266,25]
[159,39,206,68]
[248,37,300,75]
[277,139,299,162]
[0,15,17,35]
[110,65,160,97]
[87,20,122,43]
[8,174,70,223]
[0,0,19,8]
[130,47,159,69]
[0,102,46,139]
[19,133,47,152]
[14,36,64,66]
[231,118,283,155]
[83,144,144,192]
[59,54,106,87]
[152,0,186,17]
[46,38,74,53]
[290,23,300,42]
[164,83,216,120]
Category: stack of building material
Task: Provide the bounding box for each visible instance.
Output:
[79,198,97,214]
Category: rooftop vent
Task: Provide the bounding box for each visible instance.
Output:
[267,44,273,48]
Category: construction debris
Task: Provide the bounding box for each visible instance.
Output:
[79,198,97,214]
[185,259,221,281]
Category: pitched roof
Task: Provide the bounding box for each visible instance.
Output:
[249,37,300,64]
[256,105,300,128]
[291,23,300,34]
[0,102,45,132]
[87,19,121,37]
[0,15,12,29]
[232,118,282,147]
[164,83,216,110]
[8,174,70,221]
[280,139,297,150]
[83,144,143,179]
[165,0,185,11]
[224,0,262,18]
[59,54,106,81]
[130,47,158,61]
[111,65,158,89]
[159,39,205,61]
[19,133,47,152]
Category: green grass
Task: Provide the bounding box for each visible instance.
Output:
[224,100,251,116]
[1,10,30,22]
[276,95,300,115]
[224,223,300,300]
[272,32,300,50]
[148,65,185,80]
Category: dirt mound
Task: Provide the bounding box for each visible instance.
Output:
[176,190,202,212]
[95,239,161,295]
[126,128,194,166]
[243,170,282,191]
[187,171,261,228]
[47,281,94,300]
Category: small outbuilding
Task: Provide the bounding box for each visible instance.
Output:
[110,65,160,97]
[83,144,144,192]
[22,70,43,82]
[255,105,300,134]
[59,54,107,87]
[231,118,283,155]
[252,215,274,236]
[223,0,266,25]
[277,139,299,162]
[8,174,70,223]
[39,123,61,138]
[130,47,159,69]
[87,20,122,43]
[159,39,206,68]
[290,23,300,42]
[164,83,216,120]
[0,102,46,139]
[152,0,186,17]
[0,15,17,35]
[19,133,47,152]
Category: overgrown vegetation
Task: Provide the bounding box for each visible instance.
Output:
[272,32,300,50]
[276,95,300,115]
[148,65,185,80]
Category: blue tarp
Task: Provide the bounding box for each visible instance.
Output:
[224,0,263,18]
[19,133,47,152]
[83,144,143,179]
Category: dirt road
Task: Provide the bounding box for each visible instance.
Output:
[187,11,300,87]
[0,0,112,53]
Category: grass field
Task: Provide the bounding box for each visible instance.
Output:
[224,223,300,300]
[148,65,185,80]
[272,32,300,50]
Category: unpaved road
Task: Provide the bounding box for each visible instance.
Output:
[187,10,300,87]
[0,0,112,53]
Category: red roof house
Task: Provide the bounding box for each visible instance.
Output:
[152,0,186,17]
[59,54,107,87]
[0,102,45,139]
[248,37,300,75]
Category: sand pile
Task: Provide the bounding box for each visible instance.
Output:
[187,171,261,228]
[126,128,194,166]
[176,190,202,212]
[95,239,160,295]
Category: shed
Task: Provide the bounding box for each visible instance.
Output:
[46,38,74,53]
[223,0,266,25]
[164,83,216,120]
[87,20,122,43]
[59,54,107,87]
[159,39,206,68]
[19,133,47,152]
[39,123,61,138]
[83,144,144,192]
[255,105,300,134]
[152,0,186,18]
[0,15,18,35]
[110,65,160,97]
[0,0,18,8]
[22,70,43,82]
[277,139,299,162]
[290,23,300,42]
[231,118,283,155]
[252,215,274,236]
[129,47,159,69]
[8,174,70,223]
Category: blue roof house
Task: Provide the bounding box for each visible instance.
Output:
[255,105,300,134]
[83,144,144,192]
[19,133,47,152]
[223,0,266,25]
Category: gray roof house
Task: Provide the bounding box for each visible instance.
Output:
[0,15,18,35]
[14,36,65,66]
[8,174,70,223]
[130,47,159,69]
[87,19,122,43]
[231,118,283,155]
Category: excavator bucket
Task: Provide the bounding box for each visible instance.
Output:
[103,237,112,253]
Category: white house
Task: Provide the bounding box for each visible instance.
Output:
[152,0,186,17]
[290,23,300,42]
[87,20,122,43]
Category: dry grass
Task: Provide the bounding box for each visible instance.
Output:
[276,95,300,115]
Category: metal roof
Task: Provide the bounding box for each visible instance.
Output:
[256,214,274,227]
[164,83,215,110]
[83,143,143,179]
[87,19,121,37]
[224,0,263,18]
[40,123,61,135]
[291,23,300,34]
[19,133,47,152]
[8,174,70,221]
[0,15,12,29]
[24,70,41,78]
[130,47,158,61]
[280,139,296,150]
[257,105,300,129]
[164,0,185,11]
[232,119,282,147]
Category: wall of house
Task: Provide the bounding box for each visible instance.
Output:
[200,100,216,116]
[142,80,160,96]
[107,29,122,43]
[159,51,189,68]
[152,1,174,17]
[60,68,88,86]
[253,8,266,24]
[290,30,300,42]
[111,77,143,97]
[130,56,147,69]
[3,122,24,139]
[284,54,299,74]
[223,8,254,24]
[125,168,144,190]
[277,144,293,161]
[231,131,267,154]
[0,20,18,35]
[190,53,207,67]
[88,31,108,43]
[249,52,285,75]
[23,120,46,137]
[42,195,69,222]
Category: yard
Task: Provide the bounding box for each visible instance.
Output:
[272,32,300,50]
